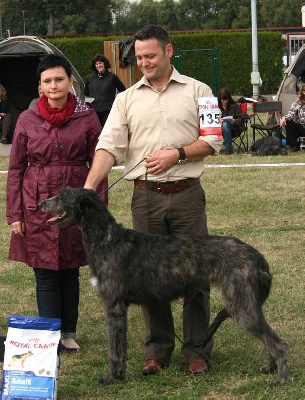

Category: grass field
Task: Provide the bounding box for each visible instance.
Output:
[0,150,305,399]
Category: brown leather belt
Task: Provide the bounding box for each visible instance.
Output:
[134,177,200,194]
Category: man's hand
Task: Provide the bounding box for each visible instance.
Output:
[145,149,178,174]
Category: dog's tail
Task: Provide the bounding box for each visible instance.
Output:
[203,308,230,347]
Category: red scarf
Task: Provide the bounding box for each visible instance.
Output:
[37,93,76,126]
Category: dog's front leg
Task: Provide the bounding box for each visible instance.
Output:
[99,302,127,385]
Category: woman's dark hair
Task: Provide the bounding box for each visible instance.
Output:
[134,24,171,50]
[91,54,111,71]
[217,87,235,109]
[37,54,72,81]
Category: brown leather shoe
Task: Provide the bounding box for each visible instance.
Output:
[143,359,162,375]
[188,358,208,374]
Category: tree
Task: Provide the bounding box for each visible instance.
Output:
[258,0,301,27]
[2,0,113,36]
[1,0,304,36]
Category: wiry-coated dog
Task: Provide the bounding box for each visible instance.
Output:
[39,187,288,386]
[249,136,288,156]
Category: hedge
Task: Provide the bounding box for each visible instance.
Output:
[47,31,284,95]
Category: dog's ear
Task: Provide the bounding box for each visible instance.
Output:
[77,189,105,214]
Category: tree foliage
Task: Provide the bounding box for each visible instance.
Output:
[0,0,304,36]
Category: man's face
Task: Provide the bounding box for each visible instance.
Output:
[135,38,173,84]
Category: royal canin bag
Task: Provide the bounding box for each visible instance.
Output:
[1,315,61,400]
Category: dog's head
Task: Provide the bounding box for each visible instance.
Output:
[38,187,103,227]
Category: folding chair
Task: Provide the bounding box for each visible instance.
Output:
[232,99,250,153]
[251,101,282,144]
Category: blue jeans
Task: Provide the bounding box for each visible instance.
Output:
[222,121,238,152]
[34,268,80,338]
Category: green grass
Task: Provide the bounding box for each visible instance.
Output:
[1,150,305,399]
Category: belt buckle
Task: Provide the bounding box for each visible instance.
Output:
[156,183,162,192]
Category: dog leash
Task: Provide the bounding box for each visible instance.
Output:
[173,308,229,358]
[98,158,147,196]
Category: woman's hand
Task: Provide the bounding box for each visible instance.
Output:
[11,221,25,237]
[280,117,286,127]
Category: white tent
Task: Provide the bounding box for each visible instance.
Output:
[276,44,305,115]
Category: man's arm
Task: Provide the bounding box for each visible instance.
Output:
[84,149,115,190]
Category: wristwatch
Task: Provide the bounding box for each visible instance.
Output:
[177,147,188,164]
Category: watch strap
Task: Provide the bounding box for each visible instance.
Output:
[177,147,187,161]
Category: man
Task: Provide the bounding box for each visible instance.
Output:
[84,24,223,375]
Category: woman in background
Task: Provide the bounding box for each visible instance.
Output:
[218,87,244,155]
[0,83,12,144]
[84,54,126,126]
[280,83,305,152]
[6,54,108,352]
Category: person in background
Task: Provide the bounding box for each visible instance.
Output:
[218,87,244,155]
[84,54,126,126]
[84,24,223,376]
[0,83,12,144]
[28,85,43,109]
[280,83,305,152]
[6,54,108,352]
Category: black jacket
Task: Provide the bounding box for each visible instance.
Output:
[0,99,11,114]
[84,70,126,112]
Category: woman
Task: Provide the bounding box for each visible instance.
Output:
[84,54,126,126]
[6,54,108,352]
[0,83,12,144]
[218,87,244,155]
[280,83,305,152]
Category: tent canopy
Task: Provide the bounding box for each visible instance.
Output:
[276,44,305,115]
[0,36,84,140]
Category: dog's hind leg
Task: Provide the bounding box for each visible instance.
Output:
[231,307,288,386]
[99,302,128,385]
[255,318,288,387]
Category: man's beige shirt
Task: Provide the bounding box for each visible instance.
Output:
[96,67,223,181]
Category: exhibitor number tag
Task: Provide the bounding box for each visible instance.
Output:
[198,97,223,140]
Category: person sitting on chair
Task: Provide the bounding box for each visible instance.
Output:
[218,87,244,155]
[0,83,12,144]
[280,83,305,152]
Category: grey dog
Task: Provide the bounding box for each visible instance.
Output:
[39,187,288,386]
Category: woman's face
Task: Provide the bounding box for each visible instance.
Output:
[220,97,229,108]
[40,66,73,107]
[95,61,105,73]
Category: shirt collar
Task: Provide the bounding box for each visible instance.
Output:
[135,66,187,90]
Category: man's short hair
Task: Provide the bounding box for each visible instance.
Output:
[37,54,72,80]
[134,25,171,50]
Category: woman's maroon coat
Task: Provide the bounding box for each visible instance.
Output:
[6,98,108,270]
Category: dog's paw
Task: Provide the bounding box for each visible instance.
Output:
[98,374,124,385]
[269,378,287,387]
[260,365,276,375]
[98,376,115,385]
